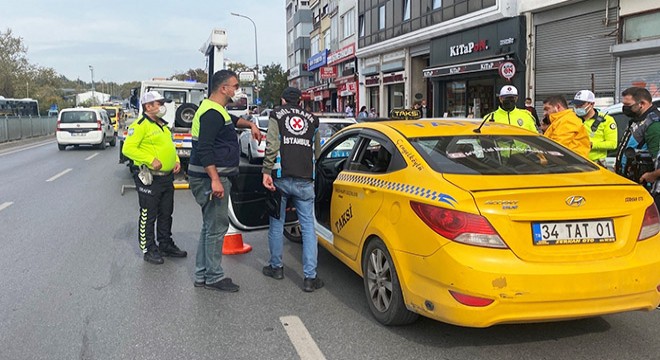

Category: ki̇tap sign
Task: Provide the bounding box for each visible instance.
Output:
[449,40,489,57]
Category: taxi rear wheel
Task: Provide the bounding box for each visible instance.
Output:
[362,238,418,326]
[284,223,302,243]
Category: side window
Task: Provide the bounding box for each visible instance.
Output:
[326,135,358,159]
[349,138,392,173]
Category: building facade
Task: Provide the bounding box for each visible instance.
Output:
[286,0,314,105]
[356,0,520,118]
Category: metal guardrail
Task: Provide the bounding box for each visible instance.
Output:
[0,116,57,143]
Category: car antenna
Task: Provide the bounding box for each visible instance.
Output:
[473,113,492,133]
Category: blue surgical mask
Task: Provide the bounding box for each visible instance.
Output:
[574,107,588,117]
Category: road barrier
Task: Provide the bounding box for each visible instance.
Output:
[0,116,57,144]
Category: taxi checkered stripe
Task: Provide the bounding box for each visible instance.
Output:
[336,173,456,206]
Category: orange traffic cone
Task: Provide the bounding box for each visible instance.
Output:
[222,223,252,255]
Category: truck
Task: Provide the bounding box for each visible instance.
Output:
[118,79,207,179]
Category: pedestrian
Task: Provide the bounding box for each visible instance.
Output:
[345,103,354,117]
[421,99,428,118]
[369,108,378,118]
[571,90,617,166]
[357,106,368,120]
[542,95,591,158]
[187,70,261,292]
[261,86,324,292]
[484,86,537,133]
[122,91,187,265]
[524,97,540,128]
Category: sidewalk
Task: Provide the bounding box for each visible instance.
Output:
[0,135,55,152]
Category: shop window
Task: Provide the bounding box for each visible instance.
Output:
[623,11,660,42]
[445,81,466,117]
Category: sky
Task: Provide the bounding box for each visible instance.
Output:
[0,0,287,84]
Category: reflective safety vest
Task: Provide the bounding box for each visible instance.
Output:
[122,115,179,171]
[582,111,617,161]
[191,99,231,140]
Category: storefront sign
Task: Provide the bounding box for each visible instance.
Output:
[365,75,380,87]
[449,40,489,57]
[288,66,300,79]
[499,61,516,81]
[314,95,323,101]
[423,58,506,78]
[239,71,255,82]
[499,37,515,46]
[308,50,328,71]
[364,56,380,66]
[327,44,356,66]
[382,71,404,84]
[320,66,337,79]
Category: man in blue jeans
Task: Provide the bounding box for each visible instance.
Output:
[262,87,323,292]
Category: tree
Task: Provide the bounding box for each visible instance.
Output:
[260,63,288,108]
[172,68,208,84]
[0,28,31,97]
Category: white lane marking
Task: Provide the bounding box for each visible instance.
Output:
[0,202,13,212]
[279,316,326,360]
[85,153,99,160]
[0,140,54,157]
[46,168,72,182]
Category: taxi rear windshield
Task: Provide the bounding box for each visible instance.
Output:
[104,108,117,117]
[60,111,97,123]
[409,135,599,175]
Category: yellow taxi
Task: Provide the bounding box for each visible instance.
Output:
[92,105,124,134]
[314,118,660,327]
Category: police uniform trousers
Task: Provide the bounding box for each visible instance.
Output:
[133,172,175,253]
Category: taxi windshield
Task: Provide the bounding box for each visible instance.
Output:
[410,135,599,175]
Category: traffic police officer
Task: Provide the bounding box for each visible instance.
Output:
[484,85,538,133]
[122,90,187,264]
[571,90,617,166]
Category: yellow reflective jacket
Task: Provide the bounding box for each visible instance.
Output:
[582,111,617,161]
[122,115,179,171]
[484,107,538,133]
[544,109,591,158]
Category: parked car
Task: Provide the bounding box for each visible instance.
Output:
[308,118,660,327]
[92,105,124,136]
[56,108,116,150]
[238,115,269,163]
[239,114,357,165]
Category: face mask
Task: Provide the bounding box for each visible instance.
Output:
[501,98,516,112]
[622,105,638,118]
[156,105,167,118]
[574,105,589,118]
[231,88,244,102]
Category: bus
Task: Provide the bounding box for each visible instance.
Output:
[0,97,40,116]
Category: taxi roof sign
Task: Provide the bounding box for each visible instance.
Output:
[389,108,422,120]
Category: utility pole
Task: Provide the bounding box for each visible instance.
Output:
[89,65,95,105]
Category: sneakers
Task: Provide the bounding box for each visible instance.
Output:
[262,265,284,280]
[159,243,187,257]
[303,277,324,292]
[143,249,164,265]
[194,280,205,288]
[204,278,240,292]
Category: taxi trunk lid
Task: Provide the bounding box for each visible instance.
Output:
[443,173,653,263]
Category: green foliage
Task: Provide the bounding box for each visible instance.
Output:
[260,63,288,108]
[172,68,208,84]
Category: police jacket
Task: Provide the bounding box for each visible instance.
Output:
[582,111,617,161]
[188,99,240,178]
[122,115,179,172]
[544,109,591,158]
[631,106,660,158]
[262,104,321,180]
[484,107,538,133]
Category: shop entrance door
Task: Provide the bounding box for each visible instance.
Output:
[467,78,496,118]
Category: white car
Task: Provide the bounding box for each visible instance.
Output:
[238,115,269,163]
[56,108,116,150]
[239,115,358,164]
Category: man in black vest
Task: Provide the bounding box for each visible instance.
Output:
[262,87,323,292]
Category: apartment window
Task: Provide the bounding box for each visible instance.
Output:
[323,30,331,50]
[403,0,411,21]
[379,6,385,30]
[311,35,320,54]
[342,8,355,39]
[288,30,294,45]
[623,11,660,42]
[295,22,313,38]
[358,15,365,37]
[433,0,442,10]
[331,15,339,45]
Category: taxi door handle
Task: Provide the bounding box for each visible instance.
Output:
[363,187,377,195]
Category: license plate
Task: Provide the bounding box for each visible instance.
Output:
[532,219,615,245]
[71,132,85,136]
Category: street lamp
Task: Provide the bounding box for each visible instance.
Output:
[89,65,95,105]
[231,12,259,106]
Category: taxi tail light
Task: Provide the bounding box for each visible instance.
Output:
[637,204,660,241]
[410,201,508,249]
[449,290,494,307]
